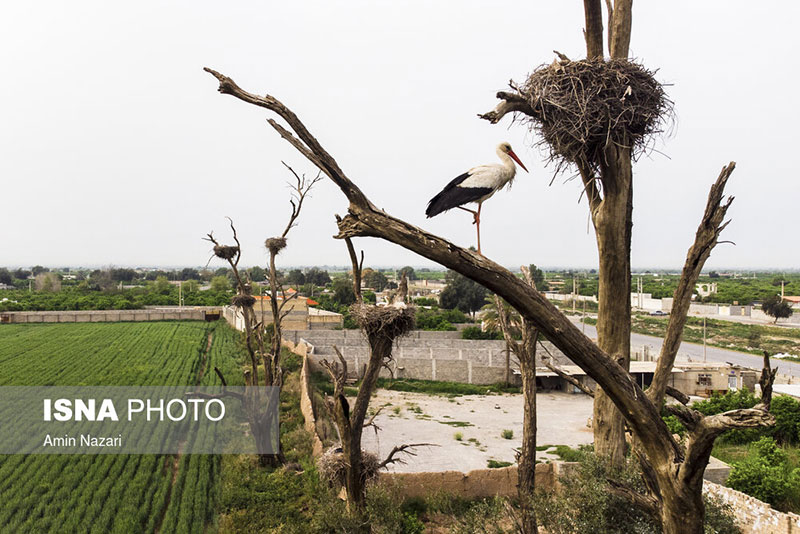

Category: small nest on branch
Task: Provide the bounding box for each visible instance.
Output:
[264,237,287,255]
[317,448,381,488]
[231,295,256,308]
[350,304,415,340]
[213,245,239,260]
[518,58,673,172]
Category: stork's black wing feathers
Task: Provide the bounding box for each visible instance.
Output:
[426,172,492,218]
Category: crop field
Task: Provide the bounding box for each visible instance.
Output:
[0,321,244,534]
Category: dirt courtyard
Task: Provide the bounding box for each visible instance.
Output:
[359,390,594,473]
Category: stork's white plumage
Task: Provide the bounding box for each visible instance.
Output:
[426,142,528,253]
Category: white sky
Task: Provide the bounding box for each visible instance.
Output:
[2,1,798,271]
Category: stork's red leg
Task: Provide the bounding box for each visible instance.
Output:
[457,206,479,223]
[476,202,482,254]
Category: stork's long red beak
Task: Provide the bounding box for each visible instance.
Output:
[508,149,529,173]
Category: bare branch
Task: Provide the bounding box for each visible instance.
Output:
[279,162,323,239]
[363,405,383,431]
[664,404,701,432]
[647,163,736,407]
[608,0,633,59]
[759,351,777,410]
[340,229,363,303]
[204,67,374,210]
[378,443,438,469]
[478,90,537,124]
[543,356,594,397]
[665,386,690,406]
[607,478,660,517]
[214,367,228,387]
[583,0,605,59]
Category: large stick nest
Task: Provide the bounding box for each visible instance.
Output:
[350,303,415,340]
[317,448,381,488]
[264,237,287,255]
[518,58,673,172]
[231,294,256,308]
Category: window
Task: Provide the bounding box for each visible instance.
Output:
[697,374,712,386]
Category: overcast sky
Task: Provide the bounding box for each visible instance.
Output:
[2,1,798,271]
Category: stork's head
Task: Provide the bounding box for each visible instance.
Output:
[498,142,528,173]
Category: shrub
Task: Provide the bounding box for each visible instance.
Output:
[461,326,502,340]
[501,429,514,440]
[726,436,800,511]
[454,432,463,441]
[534,451,741,534]
[662,413,686,438]
[769,395,800,444]
[487,460,513,469]
[552,445,586,462]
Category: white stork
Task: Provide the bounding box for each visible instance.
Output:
[426,142,528,253]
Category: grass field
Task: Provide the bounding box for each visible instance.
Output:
[0,321,244,534]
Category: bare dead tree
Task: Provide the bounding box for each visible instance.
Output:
[203,68,774,534]
[320,238,426,516]
[205,165,319,466]
[494,267,539,534]
[479,0,640,468]
[262,164,322,388]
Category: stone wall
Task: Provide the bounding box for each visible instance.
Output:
[1,308,210,324]
[287,339,324,458]
[704,481,800,534]
[376,462,578,500]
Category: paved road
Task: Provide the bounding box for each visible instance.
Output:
[569,317,800,378]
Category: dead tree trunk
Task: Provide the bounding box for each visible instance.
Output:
[495,268,539,534]
[322,239,424,517]
[589,146,633,466]
[203,68,774,534]
[582,0,636,466]
[204,167,319,467]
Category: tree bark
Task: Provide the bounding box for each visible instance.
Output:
[583,0,605,59]
[590,145,633,467]
[495,276,538,534]
[608,0,633,59]
[518,324,539,534]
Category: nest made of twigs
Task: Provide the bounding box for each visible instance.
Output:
[518,58,673,172]
[264,237,287,255]
[318,448,381,488]
[213,245,239,260]
[350,303,415,340]
[231,294,256,308]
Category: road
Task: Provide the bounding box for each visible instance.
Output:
[569,317,800,378]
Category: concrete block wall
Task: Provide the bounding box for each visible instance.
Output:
[3,309,207,323]
[307,354,512,385]
[294,330,571,385]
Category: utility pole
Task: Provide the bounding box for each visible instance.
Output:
[781,280,785,300]
[572,276,577,313]
[703,316,707,363]
[582,298,586,334]
[637,276,643,309]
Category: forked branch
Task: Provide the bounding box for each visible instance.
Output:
[647,162,736,407]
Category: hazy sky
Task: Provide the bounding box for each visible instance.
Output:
[2,2,798,271]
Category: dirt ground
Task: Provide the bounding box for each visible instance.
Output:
[359,390,594,473]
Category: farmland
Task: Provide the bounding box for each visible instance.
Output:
[0,321,244,534]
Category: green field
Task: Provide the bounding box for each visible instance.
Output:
[0,321,244,534]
